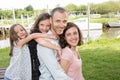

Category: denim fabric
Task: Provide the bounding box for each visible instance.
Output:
[4,77,11,80]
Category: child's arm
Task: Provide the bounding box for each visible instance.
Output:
[41,33,58,40]
[35,38,61,56]
[16,33,45,48]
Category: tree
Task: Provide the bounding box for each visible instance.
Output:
[24,5,34,11]
[65,3,78,12]
[15,9,27,18]
[78,5,87,15]
[24,5,34,17]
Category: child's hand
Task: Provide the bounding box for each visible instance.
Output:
[50,35,58,40]
[57,49,62,61]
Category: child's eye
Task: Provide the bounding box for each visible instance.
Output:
[73,31,77,35]
[40,24,44,26]
[21,29,24,31]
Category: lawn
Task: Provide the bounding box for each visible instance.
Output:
[0,38,120,80]
[79,38,120,80]
[0,47,10,68]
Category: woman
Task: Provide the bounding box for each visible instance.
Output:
[59,22,85,80]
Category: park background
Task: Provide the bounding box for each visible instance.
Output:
[0,0,120,80]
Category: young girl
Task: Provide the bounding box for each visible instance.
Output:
[28,12,61,80]
[4,24,60,80]
[59,22,85,80]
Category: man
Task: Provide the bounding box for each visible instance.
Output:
[36,7,72,80]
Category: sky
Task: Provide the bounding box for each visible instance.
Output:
[0,0,117,10]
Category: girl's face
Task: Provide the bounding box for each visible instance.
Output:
[14,25,27,39]
[38,19,51,33]
[65,27,79,47]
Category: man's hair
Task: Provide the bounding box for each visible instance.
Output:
[51,7,67,18]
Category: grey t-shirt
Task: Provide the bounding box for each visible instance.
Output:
[37,30,72,80]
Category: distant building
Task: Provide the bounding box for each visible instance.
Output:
[106,21,120,38]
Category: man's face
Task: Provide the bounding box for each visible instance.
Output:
[51,11,68,35]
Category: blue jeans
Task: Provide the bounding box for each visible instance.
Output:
[4,77,11,80]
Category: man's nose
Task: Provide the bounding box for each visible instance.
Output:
[60,22,66,28]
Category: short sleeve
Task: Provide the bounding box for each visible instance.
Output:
[61,47,73,63]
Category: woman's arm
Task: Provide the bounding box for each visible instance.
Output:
[60,59,70,73]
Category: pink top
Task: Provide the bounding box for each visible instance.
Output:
[61,47,84,80]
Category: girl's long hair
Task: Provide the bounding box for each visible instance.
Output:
[9,24,27,56]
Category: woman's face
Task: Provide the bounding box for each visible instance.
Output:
[14,25,27,39]
[65,26,79,47]
[38,19,51,33]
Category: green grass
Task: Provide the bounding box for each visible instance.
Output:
[90,18,120,24]
[79,38,120,80]
[0,47,10,68]
[0,38,120,80]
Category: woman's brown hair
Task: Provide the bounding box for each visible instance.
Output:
[59,22,83,48]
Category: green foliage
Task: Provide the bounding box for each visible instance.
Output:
[78,5,87,11]
[0,1,120,26]
[90,18,119,24]
[24,5,34,17]
[0,1,120,20]
[65,3,78,12]
[90,1,120,14]
[0,10,12,19]
[87,38,120,45]
[24,5,34,11]
[15,9,27,18]
[90,18,107,24]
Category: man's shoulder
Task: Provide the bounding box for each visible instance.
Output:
[47,30,52,34]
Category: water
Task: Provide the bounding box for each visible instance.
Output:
[74,20,103,42]
[106,28,120,39]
